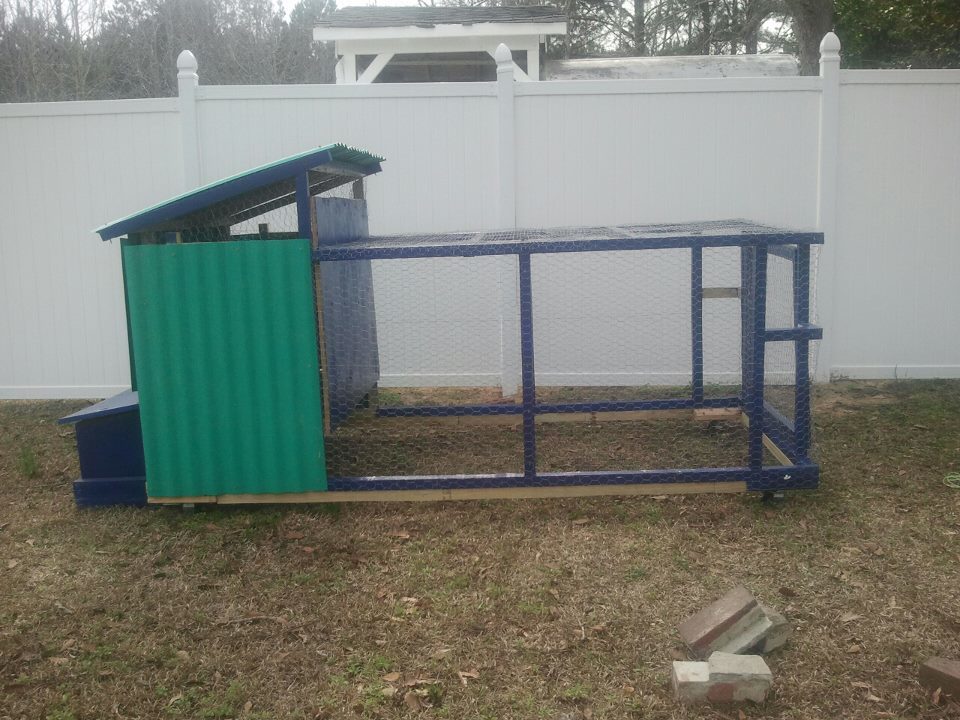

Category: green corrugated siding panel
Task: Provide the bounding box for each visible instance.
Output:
[123,239,327,498]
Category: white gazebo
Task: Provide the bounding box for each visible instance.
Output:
[314,5,567,83]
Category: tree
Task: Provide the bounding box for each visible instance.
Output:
[279,0,337,83]
[835,0,960,68]
[783,0,832,74]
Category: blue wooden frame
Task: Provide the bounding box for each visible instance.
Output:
[315,221,823,495]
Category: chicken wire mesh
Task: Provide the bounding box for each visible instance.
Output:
[316,223,821,488]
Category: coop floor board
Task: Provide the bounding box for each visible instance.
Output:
[148,481,748,505]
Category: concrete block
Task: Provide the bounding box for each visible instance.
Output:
[678,586,763,658]
[671,653,772,705]
[920,657,960,697]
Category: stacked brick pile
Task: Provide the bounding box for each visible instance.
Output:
[671,586,790,705]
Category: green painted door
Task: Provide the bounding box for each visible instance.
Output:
[122,239,326,498]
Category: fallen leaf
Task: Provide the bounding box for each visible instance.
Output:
[301,546,315,554]
[846,644,862,654]
[243,700,253,713]
[738,711,747,720]
[888,597,900,609]
[7,559,19,569]
[590,624,607,633]
[431,647,452,660]
[851,681,872,689]
[388,531,411,540]
[840,612,863,624]
[403,678,439,687]
[167,693,184,707]
[457,670,479,685]
[383,672,401,683]
[572,518,590,526]
[48,656,69,665]
[669,648,687,661]
[866,693,883,702]
[403,690,421,711]
[622,685,636,696]
[779,586,797,598]
[284,531,305,540]
[932,687,942,705]
[381,687,397,698]
[25,539,35,546]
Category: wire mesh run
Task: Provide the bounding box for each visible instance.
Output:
[316,223,822,494]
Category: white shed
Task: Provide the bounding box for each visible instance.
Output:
[313,5,567,83]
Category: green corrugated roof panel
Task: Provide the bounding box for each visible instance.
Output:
[97,143,384,241]
[123,238,326,498]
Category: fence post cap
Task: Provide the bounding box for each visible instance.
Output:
[494,43,513,66]
[177,50,198,77]
[819,32,841,57]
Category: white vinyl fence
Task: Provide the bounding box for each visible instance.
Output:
[1,35,958,399]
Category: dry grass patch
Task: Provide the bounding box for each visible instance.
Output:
[1,382,959,719]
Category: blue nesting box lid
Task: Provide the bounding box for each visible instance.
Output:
[58,390,139,425]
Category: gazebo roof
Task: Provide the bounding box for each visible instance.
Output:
[317,6,566,29]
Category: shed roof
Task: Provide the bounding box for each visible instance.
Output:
[317,6,566,29]
[96,144,383,241]
[544,54,799,80]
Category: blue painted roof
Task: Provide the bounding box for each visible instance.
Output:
[59,389,139,424]
[96,144,384,241]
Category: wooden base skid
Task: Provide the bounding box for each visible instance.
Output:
[148,466,818,505]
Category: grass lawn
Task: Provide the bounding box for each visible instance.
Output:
[1,381,959,719]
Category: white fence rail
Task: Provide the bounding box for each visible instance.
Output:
[1,35,959,399]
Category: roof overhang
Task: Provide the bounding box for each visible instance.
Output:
[96,144,383,241]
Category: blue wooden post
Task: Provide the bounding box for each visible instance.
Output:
[739,247,754,407]
[296,171,312,241]
[793,244,812,458]
[691,246,704,406]
[518,252,537,480]
[748,246,768,477]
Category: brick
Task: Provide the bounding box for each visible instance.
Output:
[718,611,773,655]
[919,657,960,697]
[671,661,711,703]
[751,605,792,654]
[708,652,773,702]
[671,653,772,705]
[678,586,762,658]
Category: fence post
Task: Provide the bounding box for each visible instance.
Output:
[177,50,201,190]
[813,32,841,382]
[495,43,521,397]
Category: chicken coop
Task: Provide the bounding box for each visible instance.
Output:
[66,144,822,506]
